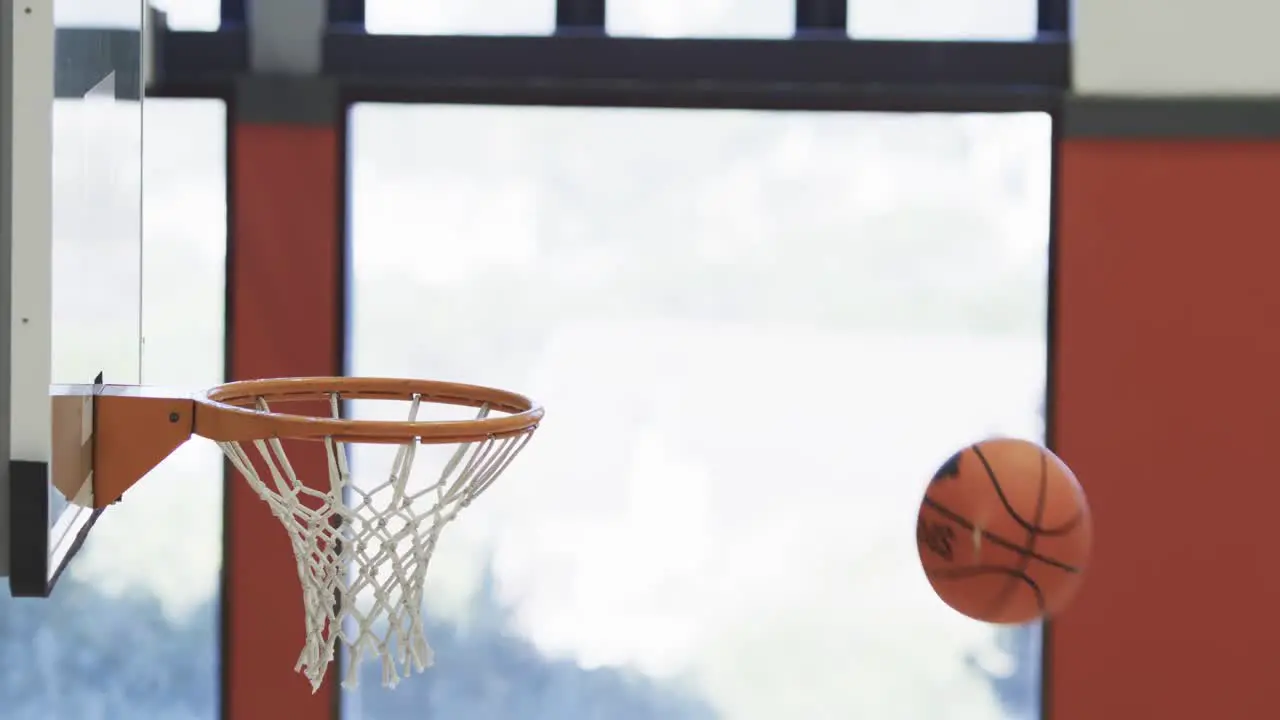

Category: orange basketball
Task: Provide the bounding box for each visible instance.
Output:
[916,438,1092,624]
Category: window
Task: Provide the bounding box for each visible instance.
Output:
[54,0,144,27]
[151,0,224,31]
[366,0,555,36]
[0,100,226,719]
[607,0,793,38]
[363,0,1043,38]
[55,0,222,31]
[847,0,1039,39]
[346,105,1049,719]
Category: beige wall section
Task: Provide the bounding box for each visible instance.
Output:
[1074,0,1280,95]
[248,0,326,74]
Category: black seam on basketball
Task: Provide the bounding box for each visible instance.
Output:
[926,566,1046,614]
[994,450,1050,616]
[970,443,1083,536]
[921,497,1080,573]
[976,450,1048,619]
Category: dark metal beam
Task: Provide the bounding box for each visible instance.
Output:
[147,27,1067,112]
[149,28,248,98]
[339,80,1061,113]
[323,31,1068,111]
[325,32,1068,88]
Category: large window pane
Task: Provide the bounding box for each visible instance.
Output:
[363,0,1040,38]
[366,0,554,36]
[848,0,1038,39]
[150,0,222,31]
[347,105,1050,719]
[0,100,226,719]
[608,0,793,38]
[54,0,142,26]
[57,0,220,30]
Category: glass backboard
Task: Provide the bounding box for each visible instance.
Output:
[2,0,145,596]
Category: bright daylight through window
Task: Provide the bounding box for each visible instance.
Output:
[366,0,1038,38]
[345,105,1051,719]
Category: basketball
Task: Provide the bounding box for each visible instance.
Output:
[916,438,1092,624]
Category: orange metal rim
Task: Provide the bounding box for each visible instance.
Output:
[192,376,544,444]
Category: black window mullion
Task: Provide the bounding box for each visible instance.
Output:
[220,0,246,28]
[329,0,366,28]
[1038,0,1070,34]
[556,0,606,34]
[796,0,848,36]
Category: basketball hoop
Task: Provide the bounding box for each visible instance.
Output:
[49,377,543,691]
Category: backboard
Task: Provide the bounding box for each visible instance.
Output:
[1,0,148,596]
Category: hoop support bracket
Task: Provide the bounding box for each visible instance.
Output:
[51,384,196,509]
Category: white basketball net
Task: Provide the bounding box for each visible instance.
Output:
[217,392,535,691]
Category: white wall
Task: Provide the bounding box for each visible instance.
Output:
[1075,0,1280,95]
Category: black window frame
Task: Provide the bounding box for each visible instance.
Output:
[157,0,1070,113]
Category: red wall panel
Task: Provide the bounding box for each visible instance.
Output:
[1052,140,1280,718]
[226,123,340,719]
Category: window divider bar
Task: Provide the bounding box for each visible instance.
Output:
[220,0,246,28]
[796,0,848,36]
[1038,0,1069,33]
[556,0,606,35]
[328,0,366,27]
